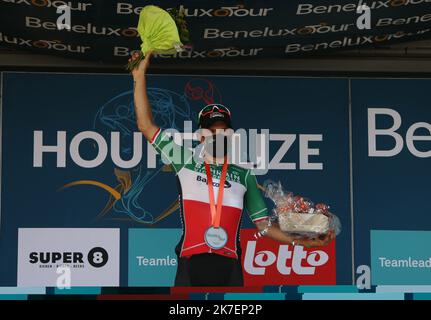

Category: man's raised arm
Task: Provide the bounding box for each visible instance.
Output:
[130,52,159,141]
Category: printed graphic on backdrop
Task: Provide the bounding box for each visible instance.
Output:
[371,230,431,285]
[60,79,218,225]
[17,228,120,287]
[62,87,192,225]
[128,229,181,286]
[0,72,351,286]
[1,1,431,62]
[351,79,431,274]
[240,229,336,286]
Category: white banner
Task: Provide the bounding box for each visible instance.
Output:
[17,228,120,287]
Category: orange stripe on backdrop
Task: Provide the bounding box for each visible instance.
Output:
[59,180,122,200]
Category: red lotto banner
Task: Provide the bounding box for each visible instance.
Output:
[240,229,336,286]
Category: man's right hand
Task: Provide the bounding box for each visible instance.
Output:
[129,51,152,81]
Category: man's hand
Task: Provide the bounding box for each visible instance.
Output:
[256,221,335,248]
[297,230,335,248]
[129,51,152,81]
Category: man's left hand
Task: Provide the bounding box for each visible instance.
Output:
[298,230,335,248]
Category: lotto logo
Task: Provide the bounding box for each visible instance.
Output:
[244,241,329,275]
[240,229,336,286]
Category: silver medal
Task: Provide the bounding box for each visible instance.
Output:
[204,226,228,249]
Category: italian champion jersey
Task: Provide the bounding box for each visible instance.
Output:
[150,128,269,260]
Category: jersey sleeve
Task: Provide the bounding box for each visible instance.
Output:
[150,128,192,173]
[244,170,269,223]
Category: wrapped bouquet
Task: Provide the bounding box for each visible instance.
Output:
[263,180,341,238]
[126,5,191,71]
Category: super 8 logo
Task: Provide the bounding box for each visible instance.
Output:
[240,229,336,286]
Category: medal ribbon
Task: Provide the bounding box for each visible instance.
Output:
[204,158,228,229]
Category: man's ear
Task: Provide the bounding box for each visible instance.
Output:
[195,130,202,142]
[195,129,203,143]
[197,128,212,143]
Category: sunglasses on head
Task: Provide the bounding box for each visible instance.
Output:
[198,104,231,121]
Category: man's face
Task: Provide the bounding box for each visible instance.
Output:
[206,121,229,136]
[200,121,232,158]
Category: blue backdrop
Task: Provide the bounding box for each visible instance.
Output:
[351,79,431,274]
[0,73,429,287]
